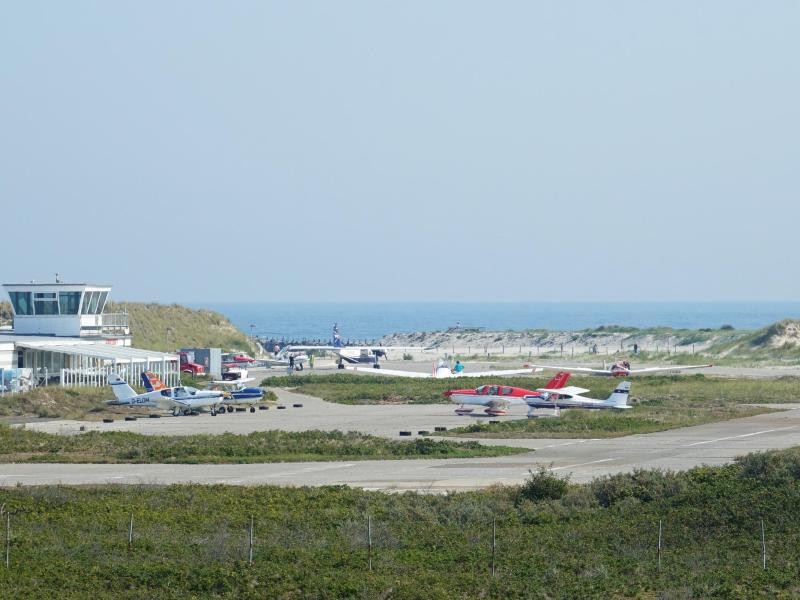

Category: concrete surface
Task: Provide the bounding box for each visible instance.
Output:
[5,385,800,490]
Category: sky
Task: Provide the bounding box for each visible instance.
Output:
[1,2,798,303]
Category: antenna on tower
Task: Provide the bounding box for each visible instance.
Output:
[55,272,61,283]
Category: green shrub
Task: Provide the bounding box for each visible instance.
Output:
[518,465,569,502]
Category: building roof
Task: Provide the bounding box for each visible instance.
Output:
[13,340,176,363]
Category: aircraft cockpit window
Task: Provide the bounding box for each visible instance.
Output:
[502,387,513,395]
[174,387,186,396]
[488,386,499,395]
[476,385,488,394]
[160,389,172,397]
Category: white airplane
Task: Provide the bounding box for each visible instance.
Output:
[524,381,632,416]
[107,373,226,416]
[530,359,712,377]
[345,360,538,379]
[264,352,310,370]
[278,345,427,369]
[206,378,266,414]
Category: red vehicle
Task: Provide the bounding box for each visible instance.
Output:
[178,351,205,376]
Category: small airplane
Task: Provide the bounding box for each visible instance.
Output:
[142,371,265,414]
[530,358,712,377]
[345,359,538,379]
[444,371,574,416]
[264,352,310,370]
[107,372,226,416]
[524,381,633,415]
[206,379,265,414]
[278,345,386,368]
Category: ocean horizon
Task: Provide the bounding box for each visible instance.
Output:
[192,301,800,342]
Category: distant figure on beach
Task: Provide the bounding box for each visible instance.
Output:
[288,353,295,374]
[452,360,464,374]
[309,354,314,369]
[456,321,460,329]
[633,343,639,355]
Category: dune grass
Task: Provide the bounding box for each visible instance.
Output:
[0,424,525,464]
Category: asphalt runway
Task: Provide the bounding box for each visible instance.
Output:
[7,381,800,490]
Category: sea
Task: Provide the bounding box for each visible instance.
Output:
[194,302,800,342]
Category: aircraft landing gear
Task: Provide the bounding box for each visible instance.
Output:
[250,406,256,413]
[183,408,192,416]
[373,363,380,369]
[337,362,345,369]
[227,406,234,413]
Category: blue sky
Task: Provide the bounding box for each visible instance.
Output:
[1,2,798,302]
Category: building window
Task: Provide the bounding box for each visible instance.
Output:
[58,292,81,315]
[34,292,59,315]
[8,291,33,316]
[81,291,100,314]
[96,291,109,314]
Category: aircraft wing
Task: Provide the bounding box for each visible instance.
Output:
[210,378,256,385]
[344,365,433,378]
[530,364,611,375]
[628,364,713,374]
[454,368,536,377]
[536,385,591,396]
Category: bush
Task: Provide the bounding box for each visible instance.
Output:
[518,465,569,502]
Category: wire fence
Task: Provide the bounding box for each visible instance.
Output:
[0,505,784,579]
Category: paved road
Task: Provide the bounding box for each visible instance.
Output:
[6,388,800,490]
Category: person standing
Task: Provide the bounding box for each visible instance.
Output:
[288,353,295,375]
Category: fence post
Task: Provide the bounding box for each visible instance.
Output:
[5,512,9,569]
[761,519,766,570]
[249,515,254,566]
[657,519,662,573]
[491,517,496,576]
[128,513,133,551]
[367,515,373,572]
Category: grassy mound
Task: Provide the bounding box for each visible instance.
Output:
[107,301,252,352]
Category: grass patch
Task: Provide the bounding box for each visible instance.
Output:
[3,448,800,597]
[0,425,524,463]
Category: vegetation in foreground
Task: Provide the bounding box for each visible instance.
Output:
[0,425,523,464]
[264,373,800,438]
[2,448,800,598]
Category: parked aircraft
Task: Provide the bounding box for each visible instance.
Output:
[345,359,538,379]
[444,371,573,416]
[264,352,310,370]
[207,379,265,414]
[524,381,633,415]
[531,359,712,377]
[108,373,226,416]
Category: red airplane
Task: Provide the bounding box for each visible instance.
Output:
[444,371,572,416]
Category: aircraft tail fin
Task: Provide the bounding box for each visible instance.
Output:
[544,371,571,390]
[606,381,632,408]
[108,373,137,402]
[141,371,167,392]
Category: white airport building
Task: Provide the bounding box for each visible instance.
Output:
[0,282,179,393]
